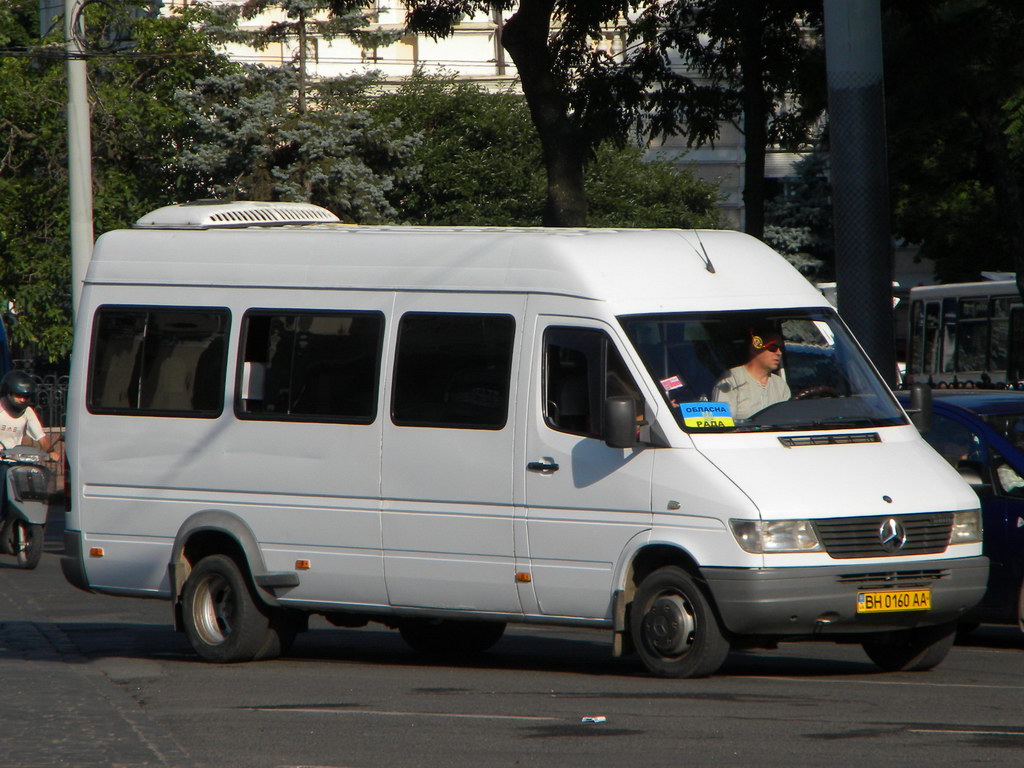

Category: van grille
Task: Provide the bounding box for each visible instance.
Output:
[813,513,953,559]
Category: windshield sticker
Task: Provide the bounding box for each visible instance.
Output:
[660,375,685,392]
[679,402,735,429]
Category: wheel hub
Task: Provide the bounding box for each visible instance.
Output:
[643,594,695,656]
[193,575,232,644]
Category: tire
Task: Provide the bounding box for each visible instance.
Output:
[630,566,730,678]
[254,609,303,660]
[0,518,11,555]
[1018,578,1024,634]
[862,621,957,672]
[181,554,275,663]
[6,520,44,570]
[955,622,980,643]
[398,619,506,655]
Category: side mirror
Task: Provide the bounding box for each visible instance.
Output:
[907,382,932,434]
[603,396,639,449]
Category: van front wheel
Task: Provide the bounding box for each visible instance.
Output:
[631,566,730,678]
[182,554,273,663]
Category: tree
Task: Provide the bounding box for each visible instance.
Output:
[369,72,722,228]
[626,0,825,240]
[176,68,418,222]
[234,0,398,113]
[884,0,1024,299]
[763,148,831,278]
[0,3,240,357]
[350,0,649,226]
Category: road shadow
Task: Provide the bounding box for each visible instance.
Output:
[954,623,1023,651]
[0,617,886,680]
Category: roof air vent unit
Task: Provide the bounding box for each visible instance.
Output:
[134,201,341,229]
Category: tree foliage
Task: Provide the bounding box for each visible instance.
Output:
[0,2,239,358]
[625,0,825,239]
[0,3,723,360]
[373,0,651,226]
[177,69,418,222]
[370,72,721,228]
[884,0,1024,298]
[763,148,831,278]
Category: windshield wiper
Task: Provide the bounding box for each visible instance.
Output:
[806,417,890,429]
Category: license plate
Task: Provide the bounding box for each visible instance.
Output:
[856,589,931,613]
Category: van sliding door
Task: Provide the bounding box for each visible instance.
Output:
[380,295,525,613]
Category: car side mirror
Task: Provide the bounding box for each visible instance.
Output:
[603,397,639,449]
[907,382,932,434]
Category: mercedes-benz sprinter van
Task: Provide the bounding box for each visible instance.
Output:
[61,201,988,677]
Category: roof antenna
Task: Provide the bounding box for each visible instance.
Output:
[689,230,716,274]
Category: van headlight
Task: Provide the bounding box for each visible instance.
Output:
[950,508,982,544]
[729,519,824,554]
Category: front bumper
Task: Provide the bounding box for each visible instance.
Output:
[703,556,989,637]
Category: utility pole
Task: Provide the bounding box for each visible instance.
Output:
[65,0,93,320]
[823,0,896,386]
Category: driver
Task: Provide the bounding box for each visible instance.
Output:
[711,327,791,419]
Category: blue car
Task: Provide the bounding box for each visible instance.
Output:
[897,390,1024,632]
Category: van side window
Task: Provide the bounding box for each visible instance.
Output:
[238,311,384,423]
[392,313,514,429]
[87,306,230,417]
[544,327,645,438]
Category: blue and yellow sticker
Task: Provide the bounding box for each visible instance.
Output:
[679,402,735,429]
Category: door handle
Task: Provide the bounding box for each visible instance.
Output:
[527,460,560,474]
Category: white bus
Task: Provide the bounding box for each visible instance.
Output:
[906,279,1024,389]
[61,201,987,678]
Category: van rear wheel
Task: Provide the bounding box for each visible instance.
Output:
[861,621,957,671]
[182,554,274,663]
[398,619,506,655]
[631,566,730,678]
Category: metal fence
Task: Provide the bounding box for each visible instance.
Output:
[34,374,70,430]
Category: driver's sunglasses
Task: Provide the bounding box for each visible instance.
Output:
[762,341,784,353]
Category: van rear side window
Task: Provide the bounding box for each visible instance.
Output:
[237,310,384,423]
[392,313,514,429]
[87,306,230,417]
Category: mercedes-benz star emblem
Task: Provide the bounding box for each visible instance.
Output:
[878,517,907,553]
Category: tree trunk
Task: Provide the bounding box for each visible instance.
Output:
[739,3,766,240]
[501,0,587,226]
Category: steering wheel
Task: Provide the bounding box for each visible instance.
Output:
[791,385,840,401]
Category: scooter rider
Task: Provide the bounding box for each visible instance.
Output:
[0,371,55,514]
[0,370,55,462]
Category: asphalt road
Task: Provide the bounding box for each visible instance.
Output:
[3,532,1024,768]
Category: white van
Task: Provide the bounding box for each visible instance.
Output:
[61,201,989,678]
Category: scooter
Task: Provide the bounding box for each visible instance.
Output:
[0,445,53,569]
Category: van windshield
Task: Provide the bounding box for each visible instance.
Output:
[620,308,907,433]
